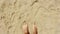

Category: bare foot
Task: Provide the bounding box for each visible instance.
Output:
[22,23,30,34]
[22,23,38,34]
[33,23,38,34]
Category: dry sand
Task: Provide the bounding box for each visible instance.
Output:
[0,0,60,34]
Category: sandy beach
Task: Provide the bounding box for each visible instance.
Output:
[0,0,60,34]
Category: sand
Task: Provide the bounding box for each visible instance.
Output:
[0,0,60,34]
